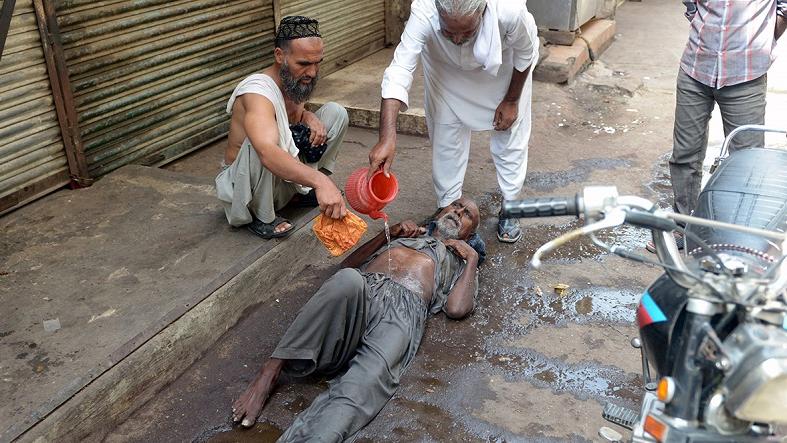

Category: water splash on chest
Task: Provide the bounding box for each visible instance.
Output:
[384,219,392,275]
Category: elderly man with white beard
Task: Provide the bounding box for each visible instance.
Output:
[216,16,349,239]
[368,0,539,243]
[230,197,483,441]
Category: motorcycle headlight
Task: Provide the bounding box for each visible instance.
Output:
[723,323,787,424]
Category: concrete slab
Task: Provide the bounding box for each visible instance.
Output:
[580,19,617,60]
[534,39,591,84]
[539,28,578,46]
[309,48,427,136]
[0,123,443,442]
[0,165,319,442]
[536,19,618,84]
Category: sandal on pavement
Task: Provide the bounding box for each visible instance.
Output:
[497,215,522,243]
[645,232,684,254]
[247,216,294,239]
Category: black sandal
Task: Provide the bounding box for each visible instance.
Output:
[247,216,294,239]
[497,215,522,243]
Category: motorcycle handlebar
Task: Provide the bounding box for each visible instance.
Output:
[515,187,787,295]
[501,196,580,219]
[624,210,680,232]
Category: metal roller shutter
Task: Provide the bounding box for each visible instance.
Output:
[54,0,276,177]
[0,0,70,215]
[281,0,385,74]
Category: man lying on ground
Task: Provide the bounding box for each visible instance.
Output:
[216,16,349,239]
[231,197,484,441]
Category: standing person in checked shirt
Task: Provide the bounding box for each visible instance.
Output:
[667,0,787,245]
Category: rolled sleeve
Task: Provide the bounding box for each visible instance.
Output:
[381,3,431,111]
[505,6,539,72]
[380,77,411,108]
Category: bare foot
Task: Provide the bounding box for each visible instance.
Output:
[232,359,284,427]
[274,221,292,234]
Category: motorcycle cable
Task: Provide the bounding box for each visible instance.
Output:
[611,210,732,300]
[675,227,734,279]
[608,246,728,301]
[625,208,732,279]
[763,254,787,280]
[676,227,742,299]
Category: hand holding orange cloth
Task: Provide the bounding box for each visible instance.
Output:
[313,212,368,256]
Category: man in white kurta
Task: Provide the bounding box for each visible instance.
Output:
[369,0,539,243]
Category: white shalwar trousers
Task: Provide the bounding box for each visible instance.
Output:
[426,73,533,209]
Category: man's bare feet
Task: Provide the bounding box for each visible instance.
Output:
[232,359,285,427]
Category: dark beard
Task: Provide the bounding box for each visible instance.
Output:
[280,61,317,104]
[435,213,461,239]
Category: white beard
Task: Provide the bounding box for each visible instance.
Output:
[435,214,460,239]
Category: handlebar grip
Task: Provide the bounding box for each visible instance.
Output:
[624,210,679,232]
[502,196,580,218]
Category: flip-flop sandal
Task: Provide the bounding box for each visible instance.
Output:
[497,216,522,243]
[289,189,319,208]
[247,216,294,239]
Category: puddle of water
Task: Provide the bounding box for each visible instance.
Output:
[281,393,311,414]
[575,296,593,315]
[478,280,638,332]
[597,224,651,252]
[196,186,649,442]
[202,422,283,443]
[481,348,641,405]
[525,158,633,193]
[643,152,674,210]
[394,359,639,442]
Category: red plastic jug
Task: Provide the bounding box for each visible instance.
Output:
[345,167,398,220]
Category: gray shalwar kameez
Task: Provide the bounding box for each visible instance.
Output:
[272,236,477,442]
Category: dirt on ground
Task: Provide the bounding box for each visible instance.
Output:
[108,65,675,443]
[106,2,722,442]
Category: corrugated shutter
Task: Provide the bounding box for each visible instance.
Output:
[54,0,275,177]
[0,0,70,214]
[281,0,385,74]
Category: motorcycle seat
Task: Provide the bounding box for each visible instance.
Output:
[686,148,787,259]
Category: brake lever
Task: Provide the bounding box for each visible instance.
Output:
[531,209,627,268]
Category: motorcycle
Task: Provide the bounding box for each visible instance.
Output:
[502,126,787,442]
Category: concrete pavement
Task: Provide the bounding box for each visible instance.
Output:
[7,0,787,441]
[110,2,696,442]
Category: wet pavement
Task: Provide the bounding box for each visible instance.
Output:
[108,180,665,443]
[106,1,787,441]
[107,9,674,443]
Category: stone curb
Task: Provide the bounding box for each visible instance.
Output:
[307,102,428,137]
[18,212,323,443]
[534,18,617,84]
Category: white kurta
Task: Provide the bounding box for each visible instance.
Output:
[382,0,539,207]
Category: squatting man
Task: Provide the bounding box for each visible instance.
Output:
[231,198,483,441]
[215,16,349,239]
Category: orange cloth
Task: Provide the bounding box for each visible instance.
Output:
[313,212,368,256]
